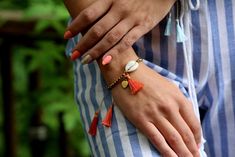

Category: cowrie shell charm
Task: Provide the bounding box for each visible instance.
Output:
[125,60,139,72]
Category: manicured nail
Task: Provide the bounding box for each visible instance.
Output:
[197,144,200,149]
[70,50,81,61]
[81,55,92,64]
[102,55,112,65]
[64,31,73,39]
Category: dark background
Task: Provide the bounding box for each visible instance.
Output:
[0,0,90,156]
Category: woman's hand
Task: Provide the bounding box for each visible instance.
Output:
[108,62,201,157]
[65,0,176,61]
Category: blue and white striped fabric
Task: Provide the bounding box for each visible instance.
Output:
[66,0,235,156]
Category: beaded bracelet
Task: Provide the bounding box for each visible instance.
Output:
[89,58,144,136]
[107,58,144,94]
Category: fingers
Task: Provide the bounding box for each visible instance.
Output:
[138,122,177,157]
[64,0,112,39]
[83,24,147,63]
[155,117,194,157]
[71,11,123,56]
[179,100,202,146]
[111,25,148,54]
[82,18,136,60]
[168,111,200,157]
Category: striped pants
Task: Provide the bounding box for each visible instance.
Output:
[66,0,235,156]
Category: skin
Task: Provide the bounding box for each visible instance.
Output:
[63,0,201,156]
[65,0,176,60]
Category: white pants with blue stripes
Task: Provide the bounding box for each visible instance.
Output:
[66,0,235,156]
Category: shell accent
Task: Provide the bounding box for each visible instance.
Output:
[125,60,139,72]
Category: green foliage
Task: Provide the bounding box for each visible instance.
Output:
[0,0,91,156]
[23,2,68,34]
[12,40,91,157]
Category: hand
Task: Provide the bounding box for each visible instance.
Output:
[65,0,176,61]
[110,63,201,157]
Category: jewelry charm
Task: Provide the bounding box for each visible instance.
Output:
[121,80,129,88]
[125,60,139,72]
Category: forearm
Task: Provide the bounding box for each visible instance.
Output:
[63,0,138,84]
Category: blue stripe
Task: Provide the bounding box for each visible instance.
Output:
[133,43,141,57]
[100,77,125,157]
[208,0,229,156]
[159,21,169,69]
[88,64,111,157]
[224,0,235,134]
[191,9,202,88]
[144,32,154,62]
[125,120,143,157]
[203,110,214,157]
[73,61,93,154]
[149,141,160,156]
[79,64,101,157]
[176,43,185,78]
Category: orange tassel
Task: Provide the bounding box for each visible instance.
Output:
[128,79,144,94]
[88,111,99,136]
[102,104,113,127]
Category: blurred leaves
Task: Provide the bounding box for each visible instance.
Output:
[0,0,90,156]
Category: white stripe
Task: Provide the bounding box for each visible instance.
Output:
[137,131,153,157]
[207,35,222,157]
[114,106,134,157]
[197,1,210,95]
[232,0,235,38]
[217,1,235,156]
[86,65,105,157]
[75,63,98,157]
[168,14,177,74]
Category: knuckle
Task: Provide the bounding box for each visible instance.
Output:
[90,50,100,59]
[144,15,155,28]
[168,133,180,146]
[82,9,94,22]
[115,1,130,14]
[106,31,121,44]
[149,132,161,145]
[131,33,139,42]
[182,132,193,145]
[162,150,174,157]
[191,149,200,157]
[91,26,103,38]
[109,48,119,56]
[121,37,133,48]
[191,122,201,137]
[181,152,193,157]
[157,102,173,115]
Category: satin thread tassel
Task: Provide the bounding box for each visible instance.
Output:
[164,13,172,36]
[88,111,99,136]
[128,79,144,94]
[176,19,187,43]
[102,104,113,127]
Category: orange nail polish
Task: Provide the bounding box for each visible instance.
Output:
[102,55,112,65]
[64,31,73,39]
[70,50,81,61]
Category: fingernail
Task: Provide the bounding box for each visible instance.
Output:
[81,55,92,64]
[197,143,200,149]
[64,31,73,39]
[70,50,81,61]
[102,55,112,65]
